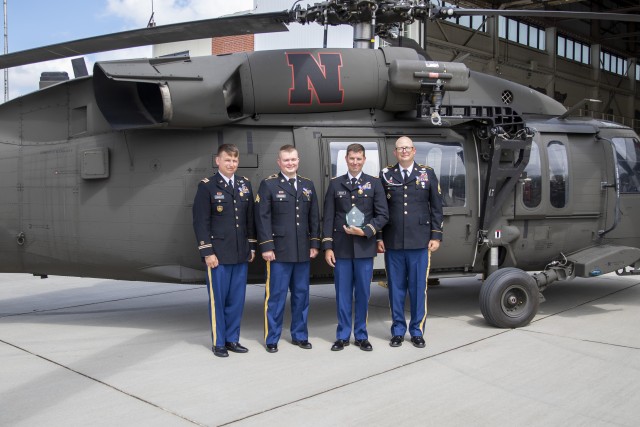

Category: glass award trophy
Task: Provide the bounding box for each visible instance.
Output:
[346,206,365,228]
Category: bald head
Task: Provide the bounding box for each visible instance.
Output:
[394,136,416,167]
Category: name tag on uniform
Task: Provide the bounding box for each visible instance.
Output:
[214,194,225,200]
[276,194,287,199]
[336,191,347,196]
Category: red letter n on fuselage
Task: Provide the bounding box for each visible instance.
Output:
[287,53,344,105]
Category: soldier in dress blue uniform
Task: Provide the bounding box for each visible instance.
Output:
[192,144,256,358]
[255,144,321,353]
[322,144,388,352]
[378,136,444,349]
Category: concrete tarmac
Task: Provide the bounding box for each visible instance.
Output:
[1,272,639,426]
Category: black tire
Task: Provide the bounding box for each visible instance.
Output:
[479,267,540,328]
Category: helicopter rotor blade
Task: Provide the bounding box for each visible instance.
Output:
[0,10,291,70]
[437,8,640,23]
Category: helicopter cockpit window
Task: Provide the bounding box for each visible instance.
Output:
[522,142,542,208]
[329,141,380,178]
[547,140,569,208]
[413,141,465,207]
[612,137,640,193]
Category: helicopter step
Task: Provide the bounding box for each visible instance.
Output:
[566,245,640,278]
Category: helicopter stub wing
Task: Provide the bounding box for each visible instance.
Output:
[0,10,291,70]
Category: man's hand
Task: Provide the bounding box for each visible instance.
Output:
[325,249,336,267]
[310,248,319,259]
[428,239,441,252]
[205,254,219,269]
[377,241,385,253]
[343,225,365,236]
[262,250,276,262]
[249,251,255,263]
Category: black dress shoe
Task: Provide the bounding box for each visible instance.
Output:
[212,346,229,358]
[389,335,404,347]
[266,343,278,353]
[410,336,426,348]
[354,339,373,351]
[225,342,249,353]
[331,339,349,351]
[292,339,312,349]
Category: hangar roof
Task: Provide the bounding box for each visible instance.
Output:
[459,0,639,58]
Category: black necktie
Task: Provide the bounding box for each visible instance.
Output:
[288,178,296,189]
[351,177,357,187]
[403,169,409,183]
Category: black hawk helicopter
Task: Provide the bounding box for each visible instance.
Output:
[1,1,639,329]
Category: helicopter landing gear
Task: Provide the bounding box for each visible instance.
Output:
[479,267,540,328]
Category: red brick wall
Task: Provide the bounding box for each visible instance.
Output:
[212,35,255,54]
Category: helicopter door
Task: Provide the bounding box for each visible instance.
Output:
[384,137,477,272]
[600,134,640,242]
[515,133,610,265]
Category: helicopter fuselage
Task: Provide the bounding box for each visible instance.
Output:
[1,47,639,288]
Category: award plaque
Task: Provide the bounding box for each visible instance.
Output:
[346,206,365,228]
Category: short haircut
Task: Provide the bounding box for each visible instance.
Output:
[346,143,365,156]
[217,143,239,157]
[279,144,297,154]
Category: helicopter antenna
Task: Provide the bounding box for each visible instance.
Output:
[147,0,156,28]
[3,0,7,102]
[558,98,601,120]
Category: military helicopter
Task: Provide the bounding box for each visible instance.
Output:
[1,1,639,329]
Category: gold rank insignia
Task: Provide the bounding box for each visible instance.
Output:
[255,194,261,203]
[217,205,223,213]
[387,193,391,199]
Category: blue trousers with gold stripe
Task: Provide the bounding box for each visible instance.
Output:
[206,263,248,347]
[334,257,373,341]
[385,248,430,337]
[264,261,310,345]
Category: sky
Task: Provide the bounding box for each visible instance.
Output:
[2,0,254,100]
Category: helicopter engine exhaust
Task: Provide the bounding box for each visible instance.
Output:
[92,55,249,129]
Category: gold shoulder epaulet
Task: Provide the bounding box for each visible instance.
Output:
[243,176,250,181]
[330,176,339,180]
[298,175,311,181]
[266,174,278,180]
[200,177,210,183]
[418,164,433,170]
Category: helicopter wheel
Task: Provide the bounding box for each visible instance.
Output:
[479,268,540,328]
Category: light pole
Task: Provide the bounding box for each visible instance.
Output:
[3,0,7,102]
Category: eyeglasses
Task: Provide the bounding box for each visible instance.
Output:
[395,146,414,152]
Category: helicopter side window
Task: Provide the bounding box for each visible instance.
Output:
[522,142,542,208]
[329,141,380,178]
[612,137,640,194]
[413,141,465,207]
[547,140,569,208]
